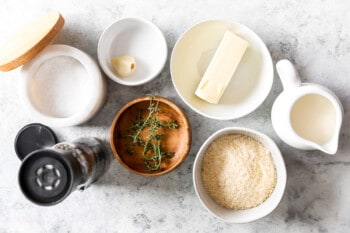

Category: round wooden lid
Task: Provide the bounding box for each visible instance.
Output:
[0,11,64,72]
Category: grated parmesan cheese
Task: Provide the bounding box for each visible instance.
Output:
[202,134,277,210]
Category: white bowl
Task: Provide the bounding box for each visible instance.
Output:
[20,44,106,127]
[98,17,168,86]
[193,127,286,223]
[170,20,273,120]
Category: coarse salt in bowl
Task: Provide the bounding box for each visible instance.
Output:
[193,127,287,223]
[20,44,106,127]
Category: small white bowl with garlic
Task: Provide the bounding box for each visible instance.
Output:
[98,17,168,86]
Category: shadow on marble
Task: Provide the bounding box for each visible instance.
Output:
[54,14,102,57]
[278,146,347,229]
[93,146,195,196]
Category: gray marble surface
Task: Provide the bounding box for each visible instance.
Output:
[0,0,350,232]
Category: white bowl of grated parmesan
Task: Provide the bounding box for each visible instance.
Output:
[193,127,286,223]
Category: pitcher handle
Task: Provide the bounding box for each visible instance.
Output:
[276,59,301,90]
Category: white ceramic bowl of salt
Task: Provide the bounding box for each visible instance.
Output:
[193,127,286,223]
[20,44,106,127]
[97,17,168,86]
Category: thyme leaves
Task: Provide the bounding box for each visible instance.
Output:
[125,96,179,171]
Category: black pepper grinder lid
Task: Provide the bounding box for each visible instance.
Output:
[14,123,57,160]
[18,149,83,206]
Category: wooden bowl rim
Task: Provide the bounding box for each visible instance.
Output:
[110,95,191,176]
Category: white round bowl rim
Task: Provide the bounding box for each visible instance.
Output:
[170,20,274,120]
[97,17,168,86]
[20,44,105,127]
[193,127,287,223]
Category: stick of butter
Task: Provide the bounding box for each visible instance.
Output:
[195,31,248,104]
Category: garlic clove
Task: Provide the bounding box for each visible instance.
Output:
[111,55,136,77]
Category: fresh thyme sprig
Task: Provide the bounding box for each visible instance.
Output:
[125,95,179,171]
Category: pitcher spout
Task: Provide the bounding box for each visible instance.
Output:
[315,126,341,155]
[318,140,338,155]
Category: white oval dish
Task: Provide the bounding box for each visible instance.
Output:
[98,17,168,86]
[193,127,286,223]
[170,20,273,120]
[20,44,106,127]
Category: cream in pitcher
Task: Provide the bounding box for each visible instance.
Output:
[271,59,343,154]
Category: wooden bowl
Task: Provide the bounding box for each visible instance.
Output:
[110,96,191,176]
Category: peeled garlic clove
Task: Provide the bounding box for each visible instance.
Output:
[111,55,136,77]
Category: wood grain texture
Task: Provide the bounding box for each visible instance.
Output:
[0,11,64,71]
[110,96,192,176]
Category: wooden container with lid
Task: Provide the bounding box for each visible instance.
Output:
[0,11,106,127]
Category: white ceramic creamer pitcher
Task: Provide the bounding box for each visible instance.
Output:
[271,59,343,154]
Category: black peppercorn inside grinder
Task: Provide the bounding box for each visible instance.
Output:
[15,123,110,206]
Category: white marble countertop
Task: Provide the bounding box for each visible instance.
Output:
[0,0,349,232]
